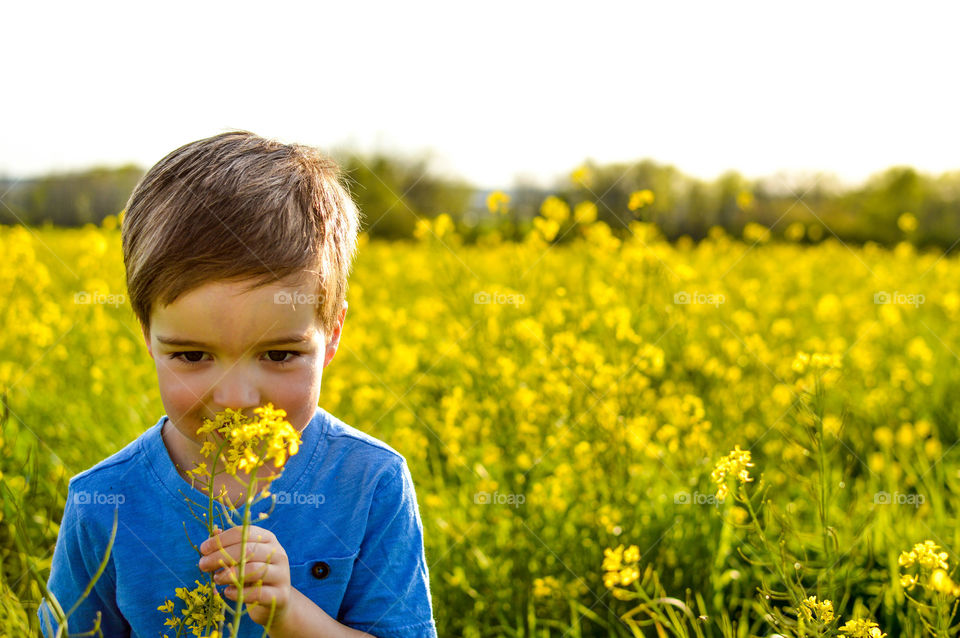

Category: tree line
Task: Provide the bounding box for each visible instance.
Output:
[2,154,958,247]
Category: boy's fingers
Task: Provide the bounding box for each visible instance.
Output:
[200,526,240,554]
[198,541,285,571]
[215,539,278,560]
[223,583,283,607]
[213,561,282,586]
[200,530,226,555]
[231,586,277,607]
[201,525,274,554]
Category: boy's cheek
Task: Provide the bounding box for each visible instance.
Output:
[155,368,199,402]
[155,368,211,424]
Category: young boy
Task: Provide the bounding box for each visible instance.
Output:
[38,131,438,637]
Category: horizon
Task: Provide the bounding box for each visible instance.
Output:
[0,154,953,195]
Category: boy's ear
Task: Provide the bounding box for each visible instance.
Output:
[323,301,348,369]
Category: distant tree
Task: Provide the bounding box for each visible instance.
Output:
[0,165,143,226]
[337,152,473,239]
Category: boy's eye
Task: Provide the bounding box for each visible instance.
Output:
[169,351,300,365]
[266,350,299,364]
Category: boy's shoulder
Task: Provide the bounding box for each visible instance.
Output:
[66,423,154,492]
[320,408,407,470]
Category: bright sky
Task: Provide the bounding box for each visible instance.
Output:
[2,1,959,190]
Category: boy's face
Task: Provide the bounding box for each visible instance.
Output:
[140,276,345,445]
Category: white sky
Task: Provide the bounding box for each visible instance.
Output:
[2,0,959,190]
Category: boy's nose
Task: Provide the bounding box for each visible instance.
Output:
[211,371,260,411]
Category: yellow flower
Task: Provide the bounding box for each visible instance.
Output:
[197,403,302,478]
[628,189,654,211]
[711,445,754,501]
[900,573,917,590]
[785,221,806,242]
[540,196,570,224]
[602,543,640,589]
[930,568,958,595]
[618,566,639,586]
[159,580,225,636]
[603,571,619,589]
[839,618,885,638]
[792,351,810,373]
[799,595,835,623]
[486,190,510,215]
[898,212,918,233]
[413,218,432,241]
[716,482,729,502]
[570,165,593,188]
[433,214,455,239]
[187,462,208,479]
[533,217,560,242]
[792,351,842,374]
[573,201,598,224]
[411,214,456,241]
[532,576,560,598]
[899,540,949,571]
[602,544,624,572]
[742,222,770,244]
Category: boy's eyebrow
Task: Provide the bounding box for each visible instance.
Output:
[156,334,313,348]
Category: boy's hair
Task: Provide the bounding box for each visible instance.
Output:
[121,130,362,337]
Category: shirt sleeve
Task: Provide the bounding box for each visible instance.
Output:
[37,485,130,638]
[338,460,438,638]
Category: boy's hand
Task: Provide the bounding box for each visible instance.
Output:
[198,525,293,627]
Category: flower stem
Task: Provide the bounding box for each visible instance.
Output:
[227,472,258,637]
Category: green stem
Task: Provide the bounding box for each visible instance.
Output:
[813,377,833,578]
[227,471,258,637]
[741,486,794,601]
[203,438,232,636]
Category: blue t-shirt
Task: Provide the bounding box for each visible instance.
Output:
[38,406,438,638]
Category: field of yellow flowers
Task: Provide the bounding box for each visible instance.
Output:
[2,202,960,637]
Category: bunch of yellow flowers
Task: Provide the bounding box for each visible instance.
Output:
[158,579,225,638]
[627,189,654,211]
[486,190,510,215]
[838,618,886,637]
[531,576,561,599]
[601,544,641,589]
[792,351,843,374]
[710,445,754,502]
[899,540,960,597]
[796,596,886,637]
[799,595,835,623]
[196,404,301,476]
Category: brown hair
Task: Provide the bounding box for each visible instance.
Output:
[121,130,362,336]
